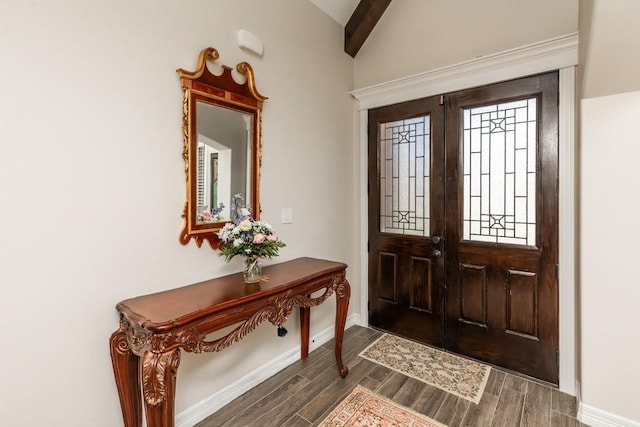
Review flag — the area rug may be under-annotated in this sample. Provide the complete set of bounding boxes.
[359,334,490,404]
[318,385,446,427]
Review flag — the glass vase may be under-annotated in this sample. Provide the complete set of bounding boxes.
[243,257,262,283]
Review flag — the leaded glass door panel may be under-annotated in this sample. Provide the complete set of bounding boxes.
[379,116,431,237]
[462,98,538,246]
[368,95,445,346]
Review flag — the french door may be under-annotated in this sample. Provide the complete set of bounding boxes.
[368,72,559,384]
[368,95,446,346]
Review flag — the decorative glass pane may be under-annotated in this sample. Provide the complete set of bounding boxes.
[462,98,537,246]
[379,116,430,236]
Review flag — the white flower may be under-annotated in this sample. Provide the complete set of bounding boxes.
[239,219,252,231]
[218,223,234,241]
[233,238,243,247]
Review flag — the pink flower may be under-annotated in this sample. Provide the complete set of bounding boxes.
[267,235,278,242]
[253,233,266,243]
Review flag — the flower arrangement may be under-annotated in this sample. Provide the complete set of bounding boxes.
[217,195,286,262]
[197,202,225,223]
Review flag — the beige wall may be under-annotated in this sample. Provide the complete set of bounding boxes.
[354,0,578,89]
[0,1,355,425]
[580,90,640,423]
[579,1,640,423]
[580,0,640,99]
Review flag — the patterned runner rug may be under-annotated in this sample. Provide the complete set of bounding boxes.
[359,334,490,404]
[318,385,446,427]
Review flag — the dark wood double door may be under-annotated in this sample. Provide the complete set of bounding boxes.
[368,72,559,384]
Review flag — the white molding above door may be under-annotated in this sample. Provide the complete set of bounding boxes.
[352,32,578,395]
[351,33,578,110]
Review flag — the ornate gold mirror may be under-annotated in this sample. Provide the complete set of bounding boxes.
[178,48,266,248]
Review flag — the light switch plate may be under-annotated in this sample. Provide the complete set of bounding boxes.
[281,208,293,224]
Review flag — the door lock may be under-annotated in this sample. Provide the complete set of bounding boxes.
[431,235,442,244]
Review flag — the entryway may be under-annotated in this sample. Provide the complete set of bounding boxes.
[367,72,559,384]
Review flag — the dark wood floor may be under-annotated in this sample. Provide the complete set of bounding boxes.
[196,326,587,427]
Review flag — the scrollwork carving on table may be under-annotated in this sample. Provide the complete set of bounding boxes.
[141,349,181,407]
[336,280,350,299]
[171,273,345,354]
[110,321,133,357]
[119,318,153,355]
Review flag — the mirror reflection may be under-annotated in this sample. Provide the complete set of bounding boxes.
[195,102,252,224]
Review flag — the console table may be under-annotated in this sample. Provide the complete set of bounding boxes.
[109,257,351,427]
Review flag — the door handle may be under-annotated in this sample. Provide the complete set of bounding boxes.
[432,249,442,257]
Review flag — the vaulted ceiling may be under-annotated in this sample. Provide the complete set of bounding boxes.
[309,0,359,26]
[310,0,392,57]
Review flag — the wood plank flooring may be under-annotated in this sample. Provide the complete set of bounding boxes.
[196,326,587,427]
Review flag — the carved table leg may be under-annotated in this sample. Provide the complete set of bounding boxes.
[300,305,310,359]
[109,329,142,427]
[141,349,181,427]
[335,279,351,377]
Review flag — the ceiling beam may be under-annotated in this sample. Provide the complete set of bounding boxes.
[344,0,392,58]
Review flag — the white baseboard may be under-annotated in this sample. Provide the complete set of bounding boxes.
[579,402,640,427]
[175,313,361,427]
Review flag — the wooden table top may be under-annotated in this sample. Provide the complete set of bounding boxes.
[116,257,347,332]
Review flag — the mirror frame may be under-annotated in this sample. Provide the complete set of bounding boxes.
[177,47,267,249]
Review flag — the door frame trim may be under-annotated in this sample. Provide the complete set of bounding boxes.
[352,33,578,395]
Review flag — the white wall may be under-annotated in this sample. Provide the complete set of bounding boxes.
[580,90,640,424]
[353,0,578,89]
[0,1,355,426]
[578,1,640,424]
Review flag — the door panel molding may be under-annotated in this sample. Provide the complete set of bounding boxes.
[506,269,539,338]
[459,263,488,326]
[377,251,398,303]
[354,37,577,394]
[409,256,433,312]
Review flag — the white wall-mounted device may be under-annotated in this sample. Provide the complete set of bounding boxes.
[281,208,293,224]
[237,29,264,57]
